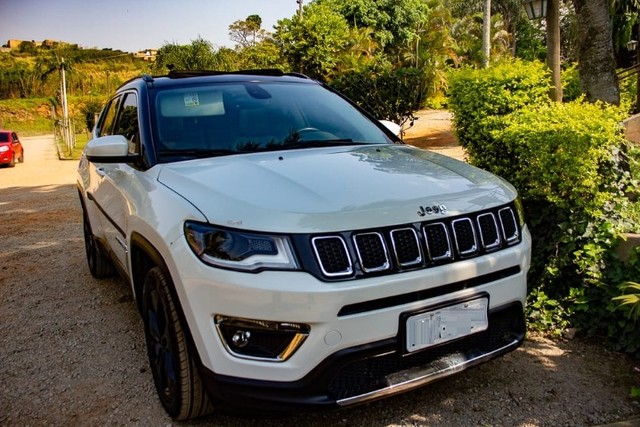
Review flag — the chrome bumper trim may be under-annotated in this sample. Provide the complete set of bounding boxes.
[337,338,520,407]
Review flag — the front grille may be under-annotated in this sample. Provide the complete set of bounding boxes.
[311,204,522,280]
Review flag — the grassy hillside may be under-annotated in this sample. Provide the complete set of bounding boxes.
[0,98,56,135]
[0,44,150,135]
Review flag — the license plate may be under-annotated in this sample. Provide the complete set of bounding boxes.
[405,297,488,353]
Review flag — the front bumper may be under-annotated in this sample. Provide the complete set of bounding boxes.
[166,227,531,412]
[0,150,12,164]
[200,302,525,413]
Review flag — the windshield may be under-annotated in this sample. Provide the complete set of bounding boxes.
[0,133,9,143]
[152,81,395,160]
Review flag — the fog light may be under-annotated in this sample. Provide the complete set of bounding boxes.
[215,315,310,362]
[232,330,251,348]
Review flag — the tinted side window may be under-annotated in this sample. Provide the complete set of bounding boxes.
[113,93,140,154]
[97,96,121,137]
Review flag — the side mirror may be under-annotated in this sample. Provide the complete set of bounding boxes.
[84,135,138,163]
[379,120,402,137]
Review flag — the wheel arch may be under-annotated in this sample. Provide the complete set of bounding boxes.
[130,232,170,314]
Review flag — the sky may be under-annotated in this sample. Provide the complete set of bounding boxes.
[0,0,301,52]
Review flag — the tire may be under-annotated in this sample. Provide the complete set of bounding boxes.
[83,213,115,278]
[141,266,213,420]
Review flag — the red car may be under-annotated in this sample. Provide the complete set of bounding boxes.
[0,130,24,167]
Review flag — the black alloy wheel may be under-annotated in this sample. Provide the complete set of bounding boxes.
[141,266,213,420]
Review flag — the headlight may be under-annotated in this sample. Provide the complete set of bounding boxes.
[184,221,299,272]
[0,146,9,152]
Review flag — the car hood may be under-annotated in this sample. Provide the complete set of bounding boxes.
[157,145,517,233]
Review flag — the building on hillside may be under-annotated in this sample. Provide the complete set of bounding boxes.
[4,39,63,50]
[134,49,157,61]
[42,39,60,48]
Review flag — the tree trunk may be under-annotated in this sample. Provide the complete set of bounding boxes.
[572,0,620,105]
[547,0,562,102]
[482,0,491,68]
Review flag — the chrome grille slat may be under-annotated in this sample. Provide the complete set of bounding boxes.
[498,207,519,244]
[477,212,501,250]
[423,222,453,261]
[451,218,478,256]
[390,228,422,267]
[353,232,390,273]
[312,236,353,277]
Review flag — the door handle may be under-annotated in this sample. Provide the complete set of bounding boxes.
[95,167,106,177]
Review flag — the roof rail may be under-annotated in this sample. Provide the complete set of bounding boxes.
[285,72,311,79]
[167,69,285,78]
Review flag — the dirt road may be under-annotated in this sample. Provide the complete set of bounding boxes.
[1,135,639,426]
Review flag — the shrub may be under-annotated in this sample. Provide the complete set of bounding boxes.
[449,60,640,354]
[561,63,582,102]
[82,99,104,133]
[329,66,431,129]
[493,101,639,354]
[447,60,550,173]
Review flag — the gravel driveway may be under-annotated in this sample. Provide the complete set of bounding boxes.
[1,135,638,426]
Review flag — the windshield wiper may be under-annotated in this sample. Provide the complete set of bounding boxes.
[158,149,236,158]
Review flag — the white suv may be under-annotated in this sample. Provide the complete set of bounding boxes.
[77,70,531,420]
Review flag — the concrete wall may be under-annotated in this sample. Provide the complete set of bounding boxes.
[616,233,640,263]
[623,114,640,144]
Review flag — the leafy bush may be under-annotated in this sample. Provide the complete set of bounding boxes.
[619,73,637,115]
[82,99,104,133]
[614,281,640,321]
[447,60,550,173]
[495,102,639,354]
[448,60,640,355]
[330,66,431,129]
[561,63,582,102]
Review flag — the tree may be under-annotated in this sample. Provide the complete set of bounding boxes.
[317,0,430,59]
[333,27,382,73]
[235,39,286,70]
[446,0,527,56]
[153,37,228,72]
[572,0,620,104]
[450,11,512,67]
[274,2,350,79]
[229,14,268,48]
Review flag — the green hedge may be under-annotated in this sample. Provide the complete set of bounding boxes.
[448,60,640,355]
[448,60,550,174]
